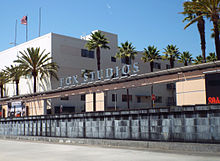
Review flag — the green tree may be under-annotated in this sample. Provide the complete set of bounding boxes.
[206,52,217,62]
[4,65,24,95]
[193,55,203,64]
[0,71,9,98]
[179,51,193,66]
[115,41,137,109]
[85,31,110,70]
[162,45,180,68]
[181,0,206,62]
[141,45,161,72]
[14,47,59,93]
[183,0,220,59]
[116,41,137,64]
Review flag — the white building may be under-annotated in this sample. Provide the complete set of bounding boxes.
[0,30,183,114]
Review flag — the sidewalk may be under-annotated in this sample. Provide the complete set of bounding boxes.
[0,135,220,154]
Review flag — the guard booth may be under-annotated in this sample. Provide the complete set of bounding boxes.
[176,72,220,106]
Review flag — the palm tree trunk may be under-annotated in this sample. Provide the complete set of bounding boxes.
[184,61,188,66]
[150,62,154,108]
[126,89,130,110]
[34,75,37,93]
[125,56,130,109]
[212,15,220,60]
[197,17,206,63]
[170,58,174,68]
[0,84,3,98]
[96,47,101,70]
[16,80,19,95]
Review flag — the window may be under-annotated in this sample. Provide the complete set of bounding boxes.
[81,49,94,58]
[167,83,175,89]
[153,62,161,69]
[122,94,132,102]
[112,94,117,102]
[61,96,69,100]
[166,64,171,69]
[137,96,141,103]
[111,57,116,62]
[81,94,85,101]
[121,57,131,64]
[155,96,162,103]
[167,97,175,106]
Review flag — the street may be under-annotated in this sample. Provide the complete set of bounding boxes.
[0,139,219,161]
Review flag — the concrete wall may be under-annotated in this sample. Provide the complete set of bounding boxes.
[0,105,220,143]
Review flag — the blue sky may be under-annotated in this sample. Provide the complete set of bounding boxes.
[0,0,215,58]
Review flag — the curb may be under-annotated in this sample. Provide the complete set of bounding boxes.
[1,136,220,154]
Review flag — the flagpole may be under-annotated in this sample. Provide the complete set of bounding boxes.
[39,7,41,37]
[26,15,28,42]
[14,19,17,46]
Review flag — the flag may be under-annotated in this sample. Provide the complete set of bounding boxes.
[21,16,27,25]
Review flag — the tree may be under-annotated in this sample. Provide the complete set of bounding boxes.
[193,55,203,64]
[115,41,137,109]
[0,71,9,98]
[85,31,110,71]
[14,47,59,93]
[4,65,24,95]
[179,51,193,66]
[162,45,180,68]
[183,0,220,60]
[141,45,161,72]
[141,45,160,108]
[181,0,206,62]
[206,52,217,62]
[211,20,220,38]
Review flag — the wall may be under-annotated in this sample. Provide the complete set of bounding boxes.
[176,78,206,106]
[0,105,220,143]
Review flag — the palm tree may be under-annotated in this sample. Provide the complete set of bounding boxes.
[0,71,9,98]
[141,45,160,108]
[183,0,220,59]
[14,47,59,93]
[179,51,193,66]
[211,20,220,38]
[85,31,110,71]
[193,55,203,64]
[181,0,206,62]
[141,45,161,72]
[116,41,137,65]
[115,41,137,109]
[4,65,24,95]
[162,45,180,68]
[206,52,217,62]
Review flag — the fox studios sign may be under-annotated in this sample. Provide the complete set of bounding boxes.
[59,62,140,87]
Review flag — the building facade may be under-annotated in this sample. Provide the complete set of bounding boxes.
[0,30,183,115]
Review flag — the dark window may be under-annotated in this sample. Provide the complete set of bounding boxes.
[81,94,85,101]
[153,62,161,69]
[155,96,162,103]
[81,49,94,58]
[121,57,131,64]
[112,94,117,102]
[111,57,116,62]
[137,96,141,103]
[167,83,175,89]
[166,64,171,69]
[61,96,69,100]
[122,94,132,102]
[88,51,94,58]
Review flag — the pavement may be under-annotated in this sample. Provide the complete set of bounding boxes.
[0,139,220,161]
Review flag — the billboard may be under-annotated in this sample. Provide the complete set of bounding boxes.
[8,101,25,117]
[205,73,220,104]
